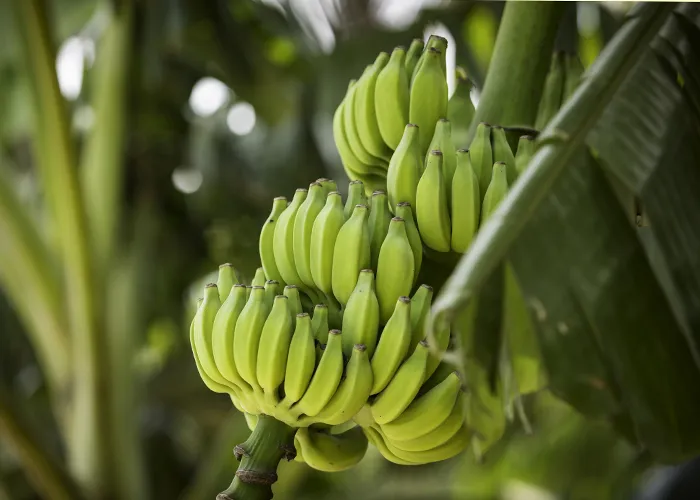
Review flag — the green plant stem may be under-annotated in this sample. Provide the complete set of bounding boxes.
[12,0,107,495]
[432,3,675,322]
[468,1,565,138]
[218,415,297,500]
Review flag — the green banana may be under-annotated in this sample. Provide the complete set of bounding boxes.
[450,149,480,253]
[381,422,470,464]
[273,188,308,288]
[341,269,380,358]
[292,329,344,418]
[515,135,535,175]
[294,426,368,472]
[415,150,451,252]
[469,122,493,198]
[314,344,373,425]
[343,79,387,173]
[409,47,448,152]
[216,263,240,301]
[363,426,414,466]
[563,54,584,101]
[263,279,279,313]
[256,295,294,406]
[316,178,338,197]
[394,202,423,283]
[233,286,267,391]
[259,197,288,287]
[251,267,266,287]
[491,126,517,186]
[448,67,475,149]
[408,284,433,351]
[481,162,509,223]
[380,371,462,441]
[331,204,370,305]
[427,118,457,190]
[535,51,565,130]
[367,191,392,270]
[309,192,345,297]
[192,284,230,390]
[311,303,329,344]
[412,35,447,82]
[386,124,421,212]
[376,217,414,323]
[344,180,367,219]
[283,285,303,323]
[375,46,410,150]
[281,313,315,407]
[354,53,392,161]
[404,38,424,77]
[294,182,326,289]
[370,341,430,425]
[211,283,251,393]
[370,296,412,394]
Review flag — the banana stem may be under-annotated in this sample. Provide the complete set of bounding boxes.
[218,415,297,500]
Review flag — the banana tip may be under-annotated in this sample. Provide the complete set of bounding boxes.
[354,344,367,352]
[329,329,341,336]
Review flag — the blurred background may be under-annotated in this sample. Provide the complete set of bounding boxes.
[2,1,697,499]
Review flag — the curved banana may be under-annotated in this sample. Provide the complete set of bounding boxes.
[256,295,294,406]
[233,286,267,392]
[408,284,433,351]
[314,344,373,425]
[292,330,344,418]
[391,393,466,452]
[367,191,392,270]
[492,126,517,186]
[415,150,451,252]
[427,119,457,190]
[535,51,565,130]
[331,204,370,306]
[469,122,493,198]
[370,296,412,394]
[212,283,251,393]
[259,197,288,287]
[409,47,448,152]
[370,341,430,425]
[311,303,329,344]
[273,188,308,287]
[281,313,315,408]
[481,162,509,223]
[263,279,279,313]
[191,287,229,394]
[294,182,326,290]
[448,67,475,149]
[375,46,410,150]
[343,79,387,171]
[380,371,462,441]
[515,135,535,175]
[386,124,421,212]
[450,149,480,253]
[344,180,367,219]
[382,422,470,464]
[404,38,424,78]
[341,269,380,358]
[355,53,392,161]
[363,426,415,466]
[192,284,228,387]
[310,191,346,296]
[216,263,240,301]
[283,285,303,322]
[394,202,422,282]
[376,217,414,323]
[294,426,368,472]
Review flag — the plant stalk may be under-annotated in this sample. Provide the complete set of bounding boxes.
[218,415,297,500]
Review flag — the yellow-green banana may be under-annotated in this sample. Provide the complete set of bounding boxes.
[448,67,475,149]
[311,303,329,344]
[412,35,447,82]
[415,150,451,252]
[370,296,412,394]
[341,269,380,358]
[344,180,367,219]
[283,285,303,322]
[491,126,517,186]
[263,280,279,313]
[535,51,565,130]
[316,178,338,197]
[469,122,493,198]
[427,118,457,190]
[343,79,387,172]
[376,217,414,323]
[355,53,392,161]
[294,182,326,289]
[259,197,288,287]
[367,191,392,270]
[217,263,240,301]
[404,38,424,77]
[381,422,470,464]
[375,46,410,150]
[363,426,414,466]
[391,393,466,452]
[386,124,420,212]
[294,426,368,472]
[450,149,480,253]
[256,295,294,405]
[309,191,345,296]
[394,202,422,282]
[481,162,509,223]
[233,286,267,391]
[251,267,266,287]
[212,283,251,393]
[192,284,229,389]
[408,284,433,351]
[281,313,315,407]
[515,135,535,175]
[409,47,448,152]
[273,188,307,287]
[332,204,370,305]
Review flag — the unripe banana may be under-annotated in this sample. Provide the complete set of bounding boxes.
[343,79,387,170]
[256,295,294,405]
[263,280,279,313]
[386,124,421,212]
[415,150,451,252]
[355,53,392,161]
[273,188,307,288]
[332,204,370,305]
[535,51,565,130]
[376,217,414,323]
[409,47,448,152]
[370,296,412,394]
[404,38,424,77]
[412,35,448,82]
[294,426,368,472]
[515,135,535,175]
[283,285,303,322]
[381,422,470,464]
[344,180,367,219]
[212,283,251,393]
[427,119,457,191]
[469,122,493,198]
[281,313,315,407]
[380,371,462,441]
[363,426,414,466]
[191,284,230,392]
[448,67,475,149]
[217,263,241,301]
[450,149,480,253]
[314,344,373,425]
[491,126,518,186]
[370,340,429,425]
[259,197,288,287]
[293,182,326,292]
[309,191,346,297]
[341,269,380,358]
[292,329,344,417]
[481,162,509,223]
[311,303,329,344]
[251,267,266,287]
[564,54,584,101]
[408,284,433,351]
[375,46,410,150]
[367,191,392,270]
[316,178,338,197]
[394,202,422,283]
[391,393,466,452]
[233,286,267,391]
